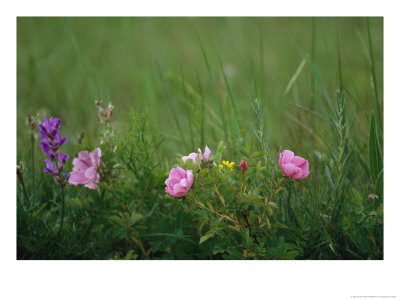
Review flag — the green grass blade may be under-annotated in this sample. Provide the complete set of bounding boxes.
[63,18,95,100]
[156,62,188,150]
[284,57,307,95]
[369,112,383,183]
[375,168,383,198]
[307,58,333,113]
[198,37,228,143]
[336,32,343,93]
[366,18,383,134]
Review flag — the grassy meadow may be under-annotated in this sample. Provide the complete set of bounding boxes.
[17,17,383,259]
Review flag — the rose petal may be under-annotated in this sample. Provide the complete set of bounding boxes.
[282,163,301,178]
[299,169,309,179]
[292,156,307,168]
[176,166,189,178]
[182,153,198,165]
[281,150,294,165]
[171,183,188,197]
[169,167,183,180]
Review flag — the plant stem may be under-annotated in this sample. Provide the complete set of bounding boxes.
[262,177,288,219]
[58,185,65,235]
[128,228,149,259]
[241,209,260,246]
[17,170,29,203]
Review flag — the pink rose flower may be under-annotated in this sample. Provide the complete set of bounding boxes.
[165,166,194,197]
[239,160,248,171]
[182,145,211,165]
[279,150,309,179]
[69,148,102,189]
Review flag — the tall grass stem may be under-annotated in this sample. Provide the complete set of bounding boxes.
[58,185,65,235]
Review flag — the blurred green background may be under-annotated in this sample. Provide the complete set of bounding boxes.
[17,17,383,161]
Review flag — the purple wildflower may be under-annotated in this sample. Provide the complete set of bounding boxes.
[38,116,69,185]
[43,159,54,174]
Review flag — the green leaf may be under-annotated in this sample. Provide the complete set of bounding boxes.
[69,198,83,208]
[217,140,226,154]
[212,187,225,207]
[109,215,124,226]
[275,223,288,230]
[246,139,253,154]
[123,250,138,260]
[266,206,273,216]
[238,146,249,157]
[268,201,278,209]
[251,151,263,159]
[32,202,47,217]
[199,231,214,244]
[284,250,300,260]
[369,113,383,183]
[265,216,271,229]
[130,213,143,226]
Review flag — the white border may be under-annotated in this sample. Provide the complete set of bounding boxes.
[2,1,399,299]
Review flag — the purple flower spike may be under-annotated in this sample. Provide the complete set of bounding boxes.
[38,115,69,184]
[43,159,54,174]
[59,152,69,164]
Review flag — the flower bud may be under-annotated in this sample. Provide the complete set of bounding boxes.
[239,160,248,171]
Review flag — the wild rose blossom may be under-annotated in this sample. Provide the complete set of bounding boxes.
[69,148,102,189]
[165,166,194,197]
[38,116,69,184]
[279,150,309,179]
[239,160,248,171]
[182,145,211,165]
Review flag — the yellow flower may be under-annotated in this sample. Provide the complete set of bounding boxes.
[222,160,235,169]
[219,164,223,169]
